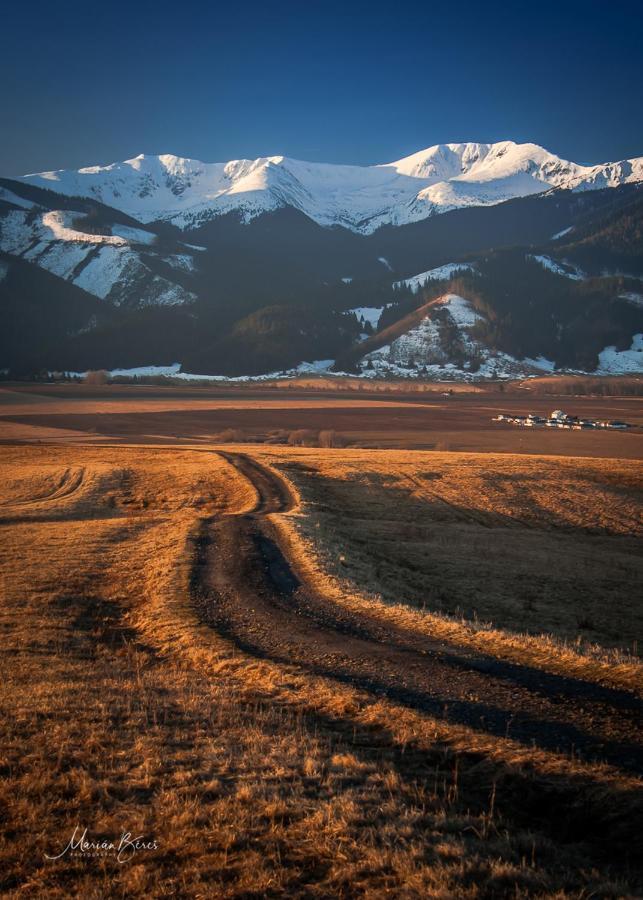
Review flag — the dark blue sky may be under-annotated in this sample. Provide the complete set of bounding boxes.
[2,0,642,175]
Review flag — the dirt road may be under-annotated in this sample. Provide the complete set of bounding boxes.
[194,452,643,775]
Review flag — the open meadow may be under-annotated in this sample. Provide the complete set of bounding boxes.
[0,382,642,897]
[1,381,642,456]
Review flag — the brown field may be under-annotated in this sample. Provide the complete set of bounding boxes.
[1,383,642,457]
[260,450,643,652]
[1,384,642,897]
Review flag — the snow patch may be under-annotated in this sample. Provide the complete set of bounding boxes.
[0,211,36,254]
[347,306,386,328]
[0,208,195,307]
[619,292,643,307]
[394,262,474,293]
[551,226,573,240]
[529,254,584,280]
[25,241,93,280]
[293,359,335,374]
[111,224,156,245]
[601,268,643,280]
[73,246,140,300]
[596,334,643,374]
[42,211,128,246]
[70,358,336,382]
[437,293,482,327]
[109,363,182,377]
[378,257,393,271]
[359,294,563,381]
[522,355,556,372]
[0,187,35,210]
[165,253,196,272]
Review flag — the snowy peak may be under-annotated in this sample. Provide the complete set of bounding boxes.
[19,141,643,234]
[387,142,496,179]
[385,141,568,182]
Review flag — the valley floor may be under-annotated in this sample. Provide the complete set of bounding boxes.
[0,435,641,897]
[1,381,642,457]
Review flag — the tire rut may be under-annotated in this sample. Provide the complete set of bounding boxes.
[1,466,86,509]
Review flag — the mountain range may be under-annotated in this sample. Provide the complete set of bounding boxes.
[19,141,643,233]
[1,141,642,379]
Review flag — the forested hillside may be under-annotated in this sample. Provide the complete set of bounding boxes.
[1,175,641,376]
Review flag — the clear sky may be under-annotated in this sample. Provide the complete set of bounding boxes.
[2,0,642,175]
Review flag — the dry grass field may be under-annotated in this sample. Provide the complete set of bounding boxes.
[1,383,642,457]
[262,450,643,657]
[0,436,641,897]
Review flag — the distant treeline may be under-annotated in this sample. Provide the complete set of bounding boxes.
[521,377,643,397]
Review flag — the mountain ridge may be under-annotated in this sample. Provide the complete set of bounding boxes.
[1,165,641,377]
[19,141,643,234]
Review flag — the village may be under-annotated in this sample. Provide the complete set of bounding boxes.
[492,409,633,430]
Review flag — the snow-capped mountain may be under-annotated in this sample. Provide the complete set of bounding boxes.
[2,146,641,379]
[20,141,643,234]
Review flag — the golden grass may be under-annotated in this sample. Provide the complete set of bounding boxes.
[0,443,641,897]
[248,447,643,692]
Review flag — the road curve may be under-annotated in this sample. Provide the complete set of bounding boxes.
[194,452,643,775]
